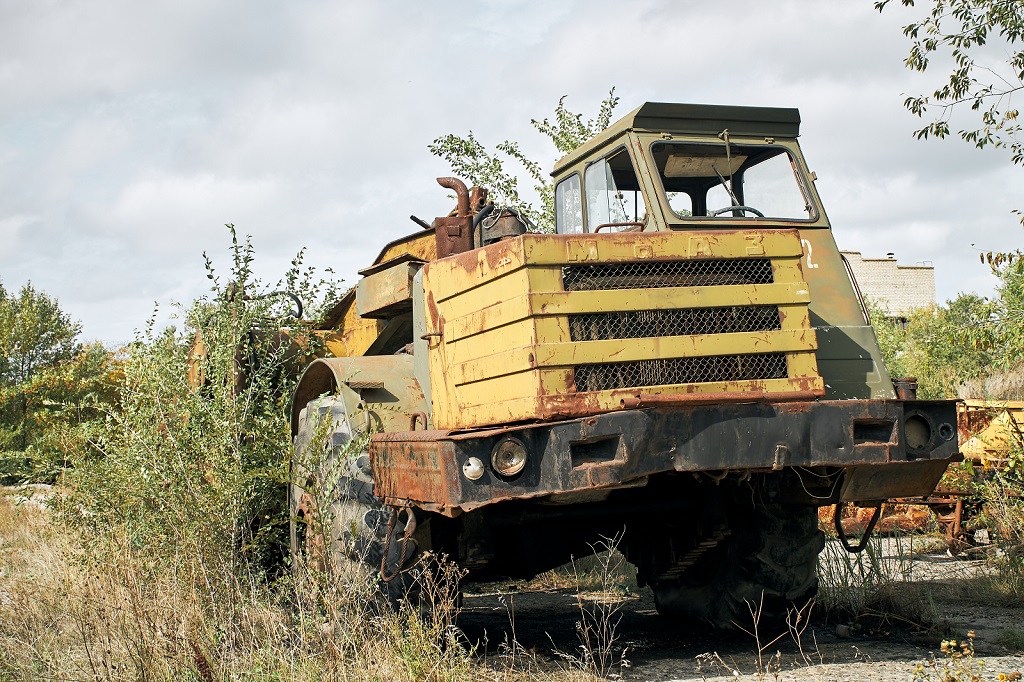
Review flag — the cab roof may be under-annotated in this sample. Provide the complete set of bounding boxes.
[553,102,801,176]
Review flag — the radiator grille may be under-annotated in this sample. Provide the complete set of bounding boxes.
[574,353,788,393]
[562,258,773,291]
[568,306,781,341]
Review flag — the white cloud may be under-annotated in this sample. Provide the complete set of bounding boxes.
[0,0,1021,344]
[0,214,39,261]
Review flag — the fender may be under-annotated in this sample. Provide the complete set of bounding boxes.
[290,355,429,437]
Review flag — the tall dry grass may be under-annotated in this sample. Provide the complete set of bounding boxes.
[0,490,603,682]
[816,531,946,630]
[0,489,462,681]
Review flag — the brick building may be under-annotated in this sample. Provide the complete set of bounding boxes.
[840,251,936,320]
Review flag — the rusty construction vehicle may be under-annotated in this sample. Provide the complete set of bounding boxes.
[288,102,961,632]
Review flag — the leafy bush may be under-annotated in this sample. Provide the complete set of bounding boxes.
[429,89,620,231]
[0,343,121,483]
[59,227,339,585]
[870,297,997,399]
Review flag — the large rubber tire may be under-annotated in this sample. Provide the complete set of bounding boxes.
[289,396,421,609]
[652,502,824,635]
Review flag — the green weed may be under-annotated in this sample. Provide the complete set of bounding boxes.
[817,532,946,632]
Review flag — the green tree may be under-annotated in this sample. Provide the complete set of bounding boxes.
[876,1,1023,175]
[872,296,995,398]
[0,342,121,480]
[990,256,1024,358]
[429,89,620,231]
[0,282,83,386]
[0,282,100,482]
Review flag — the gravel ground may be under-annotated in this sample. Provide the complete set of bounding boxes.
[459,539,1024,681]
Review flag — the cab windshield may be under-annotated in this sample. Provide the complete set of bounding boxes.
[650,141,815,221]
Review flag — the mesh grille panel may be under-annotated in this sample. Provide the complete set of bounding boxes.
[568,306,781,341]
[574,353,788,393]
[562,259,773,291]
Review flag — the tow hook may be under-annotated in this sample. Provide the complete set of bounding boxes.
[833,501,883,554]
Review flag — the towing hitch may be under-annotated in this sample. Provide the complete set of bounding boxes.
[833,501,883,554]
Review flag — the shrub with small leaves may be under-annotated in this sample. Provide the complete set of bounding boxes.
[59,226,341,587]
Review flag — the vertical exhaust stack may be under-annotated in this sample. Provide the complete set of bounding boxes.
[433,177,474,258]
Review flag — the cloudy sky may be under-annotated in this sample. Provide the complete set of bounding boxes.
[2,0,1021,344]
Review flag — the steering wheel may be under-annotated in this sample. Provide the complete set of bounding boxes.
[709,205,764,218]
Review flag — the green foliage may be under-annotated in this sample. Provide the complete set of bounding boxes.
[0,281,114,483]
[876,0,1024,171]
[872,255,1024,604]
[0,230,483,682]
[0,343,121,483]
[871,297,995,398]
[0,282,82,387]
[59,226,338,585]
[429,88,620,231]
[871,252,1024,398]
[992,255,1024,356]
[532,91,621,156]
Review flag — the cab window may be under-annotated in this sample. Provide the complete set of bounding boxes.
[650,141,814,221]
[554,174,583,234]
[583,148,646,233]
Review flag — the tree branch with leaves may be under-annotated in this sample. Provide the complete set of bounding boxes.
[429,89,620,231]
[876,0,1023,170]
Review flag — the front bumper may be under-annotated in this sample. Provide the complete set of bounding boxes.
[369,399,960,515]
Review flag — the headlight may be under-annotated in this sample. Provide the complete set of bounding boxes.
[491,437,528,477]
[462,457,485,481]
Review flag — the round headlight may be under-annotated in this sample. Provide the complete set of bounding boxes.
[491,437,528,477]
[462,457,485,481]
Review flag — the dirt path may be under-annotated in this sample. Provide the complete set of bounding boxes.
[458,543,1024,681]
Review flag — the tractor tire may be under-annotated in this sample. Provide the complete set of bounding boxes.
[652,501,824,634]
[289,396,421,609]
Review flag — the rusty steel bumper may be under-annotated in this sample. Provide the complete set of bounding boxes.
[369,399,960,515]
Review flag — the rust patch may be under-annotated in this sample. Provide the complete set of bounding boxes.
[368,398,958,514]
[433,216,473,259]
[619,389,820,409]
[468,186,488,214]
[370,437,459,508]
[958,402,1000,442]
[483,238,519,270]
[821,504,934,535]
[373,429,452,442]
